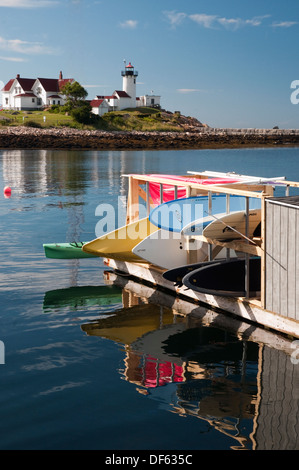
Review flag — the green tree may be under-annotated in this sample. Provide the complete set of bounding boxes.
[61,81,88,106]
[60,81,95,125]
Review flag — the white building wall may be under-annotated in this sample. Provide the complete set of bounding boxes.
[92,102,109,116]
[117,96,134,110]
[105,97,118,110]
[2,79,17,109]
[32,81,45,107]
[2,92,12,109]
[14,95,37,111]
[141,95,161,107]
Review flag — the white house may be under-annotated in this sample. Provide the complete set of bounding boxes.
[90,98,110,116]
[1,71,74,110]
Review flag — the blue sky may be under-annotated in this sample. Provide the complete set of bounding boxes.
[0,0,299,128]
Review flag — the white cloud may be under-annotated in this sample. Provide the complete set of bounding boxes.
[217,17,243,29]
[0,55,27,62]
[166,11,271,30]
[0,36,57,55]
[218,15,270,30]
[177,88,207,94]
[272,21,298,28]
[163,11,187,28]
[189,14,218,29]
[0,0,57,6]
[119,20,138,29]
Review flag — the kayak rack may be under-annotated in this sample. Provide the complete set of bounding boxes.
[116,171,299,338]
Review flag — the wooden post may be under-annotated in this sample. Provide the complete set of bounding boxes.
[245,197,250,298]
[160,183,163,204]
[126,176,140,224]
[146,181,150,216]
[260,186,272,308]
[226,194,230,260]
[208,191,213,260]
[260,194,267,308]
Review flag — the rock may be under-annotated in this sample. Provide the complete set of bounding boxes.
[0,126,298,150]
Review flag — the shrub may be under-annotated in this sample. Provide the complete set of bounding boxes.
[70,103,94,125]
[23,120,42,128]
[0,119,11,126]
[49,105,61,114]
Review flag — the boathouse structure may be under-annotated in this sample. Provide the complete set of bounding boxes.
[102,171,299,339]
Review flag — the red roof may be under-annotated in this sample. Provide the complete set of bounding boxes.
[37,77,74,92]
[2,77,35,92]
[37,78,60,92]
[17,78,36,91]
[2,78,14,92]
[114,90,131,98]
[90,99,104,107]
[2,74,74,93]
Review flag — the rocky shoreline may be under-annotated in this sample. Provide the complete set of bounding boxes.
[0,126,299,150]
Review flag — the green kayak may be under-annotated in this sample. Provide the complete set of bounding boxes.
[43,242,98,259]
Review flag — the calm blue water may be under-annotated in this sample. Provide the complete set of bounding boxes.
[0,147,299,451]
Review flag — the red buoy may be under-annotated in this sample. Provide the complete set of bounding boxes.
[4,186,11,197]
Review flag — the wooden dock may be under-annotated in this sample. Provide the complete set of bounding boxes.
[104,171,299,339]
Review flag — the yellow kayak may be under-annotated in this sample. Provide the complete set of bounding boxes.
[82,217,159,262]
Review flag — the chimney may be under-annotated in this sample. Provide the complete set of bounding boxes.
[16,74,20,79]
[59,71,63,80]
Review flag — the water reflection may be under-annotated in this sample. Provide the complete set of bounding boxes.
[2,149,89,197]
[1,149,141,199]
[43,272,299,450]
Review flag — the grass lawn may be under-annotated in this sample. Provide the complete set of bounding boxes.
[0,109,76,128]
[0,107,185,132]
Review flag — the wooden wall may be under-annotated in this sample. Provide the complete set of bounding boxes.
[265,197,299,319]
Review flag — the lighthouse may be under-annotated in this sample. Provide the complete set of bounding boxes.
[121,61,138,108]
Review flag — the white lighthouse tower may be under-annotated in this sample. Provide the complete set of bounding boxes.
[121,61,138,108]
